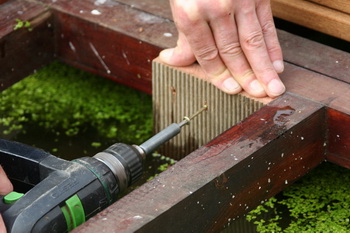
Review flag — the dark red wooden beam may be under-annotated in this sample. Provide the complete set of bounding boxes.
[327,109,350,168]
[73,93,326,232]
[47,0,177,94]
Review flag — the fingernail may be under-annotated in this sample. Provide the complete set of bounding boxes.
[268,79,286,96]
[273,60,284,73]
[250,80,264,93]
[223,78,241,93]
[159,48,174,62]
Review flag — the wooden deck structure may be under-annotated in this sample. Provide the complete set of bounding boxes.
[0,0,349,232]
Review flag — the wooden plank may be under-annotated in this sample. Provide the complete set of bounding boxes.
[271,0,350,42]
[326,109,350,169]
[73,93,326,233]
[308,0,350,15]
[280,63,350,110]
[0,0,54,91]
[277,30,350,84]
[46,0,177,94]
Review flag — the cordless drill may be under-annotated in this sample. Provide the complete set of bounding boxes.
[0,106,207,233]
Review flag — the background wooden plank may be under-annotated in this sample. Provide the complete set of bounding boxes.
[308,0,350,15]
[277,30,350,84]
[272,0,350,42]
[73,94,325,233]
[54,10,158,94]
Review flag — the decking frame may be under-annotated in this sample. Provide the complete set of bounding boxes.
[1,0,349,232]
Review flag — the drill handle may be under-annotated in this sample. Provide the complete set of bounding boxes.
[0,139,55,186]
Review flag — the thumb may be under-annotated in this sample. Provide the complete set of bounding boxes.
[0,166,13,196]
[159,31,196,66]
[0,215,7,233]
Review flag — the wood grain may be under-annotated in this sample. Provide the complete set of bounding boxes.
[308,0,350,15]
[272,0,350,42]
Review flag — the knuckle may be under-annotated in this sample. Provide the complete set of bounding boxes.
[173,2,201,30]
[219,42,243,58]
[267,43,281,54]
[243,32,265,50]
[261,20,276,35]
[210,1,232,17]
[196,46,219,62]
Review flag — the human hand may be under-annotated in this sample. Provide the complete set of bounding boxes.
[160,0,285,98]
[0,166,13,233]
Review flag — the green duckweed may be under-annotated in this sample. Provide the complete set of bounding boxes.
[247,162,350,232]
[0,62,153,145]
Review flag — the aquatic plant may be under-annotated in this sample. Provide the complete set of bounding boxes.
[13,18,32,31]
[0,62,153,145]
[247,162,350,232]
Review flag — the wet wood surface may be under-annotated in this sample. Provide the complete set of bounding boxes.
[74,94,326,233]
[0,0,349,232]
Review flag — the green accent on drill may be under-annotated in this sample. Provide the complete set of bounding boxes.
[72,160,113,204]
[60,194,85,231]
[4,191,24,204]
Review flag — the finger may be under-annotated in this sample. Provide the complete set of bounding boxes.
[256,1,284,73]
[184,19,243,94]
[169,0,241,94]
[0,215,6,233]
[0,166,13,196]
[159,31,196,66]
[210,12,266,97]
[235,5,285,97]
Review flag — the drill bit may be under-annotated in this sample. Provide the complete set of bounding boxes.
[179,105,208,127]
[137,105,208,156]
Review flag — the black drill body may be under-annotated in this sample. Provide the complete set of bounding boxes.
[0,139,142,233]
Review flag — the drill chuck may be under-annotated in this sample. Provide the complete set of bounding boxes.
[94,143,143,192]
